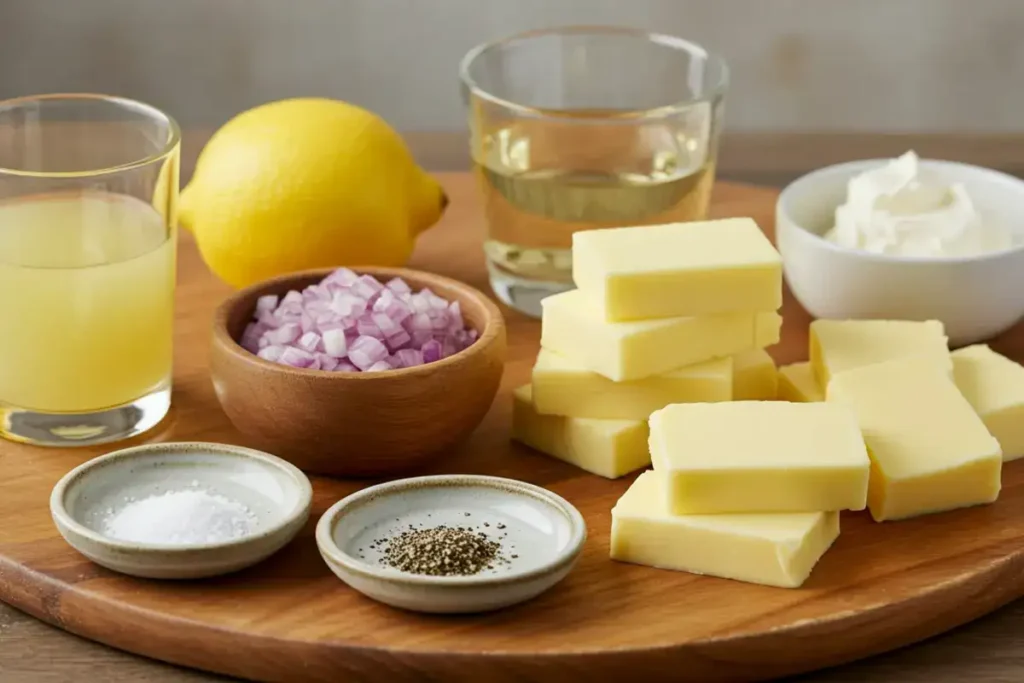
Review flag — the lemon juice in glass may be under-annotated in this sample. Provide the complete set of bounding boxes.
[0,94,179,446]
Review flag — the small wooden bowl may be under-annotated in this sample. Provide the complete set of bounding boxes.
[210,267,507,478]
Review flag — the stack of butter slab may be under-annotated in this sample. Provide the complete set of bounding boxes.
[611,401,870,588]
[511,218,783,479]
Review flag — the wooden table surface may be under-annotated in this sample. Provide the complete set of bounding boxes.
[2,136,1024,682]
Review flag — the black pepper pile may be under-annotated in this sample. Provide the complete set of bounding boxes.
[366,519,512,577]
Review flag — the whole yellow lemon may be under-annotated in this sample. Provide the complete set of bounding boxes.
[180,98,447,288]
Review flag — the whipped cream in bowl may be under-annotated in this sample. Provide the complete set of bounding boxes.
[825,151,1015,258]
[777,152,1024,345]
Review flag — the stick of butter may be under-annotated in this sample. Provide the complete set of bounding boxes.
[732,348,777,400]
[952,344,1024,461]
[810,319,951,388]
[572,219,782,321]
[610,471,839,588]
[827,357,1002,521]
[649,401,870,514]
[777,361,824,403]
[531,349,732,420]
[511,385,650,479]
[540,289,778,382]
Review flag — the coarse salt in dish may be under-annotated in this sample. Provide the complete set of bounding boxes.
[100,487,259,546]
[239,269,479,372]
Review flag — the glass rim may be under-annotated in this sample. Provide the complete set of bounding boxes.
[0,92,181,178]
[458,25,729,120]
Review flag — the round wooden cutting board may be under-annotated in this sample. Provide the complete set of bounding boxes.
[1,176,1023,683]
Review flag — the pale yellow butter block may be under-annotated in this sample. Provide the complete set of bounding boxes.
[540,289,769,382]
[732,348,777,400]
[827,358,1002,522]
[572,219,782,321]
[952,344,1024,462]
[755,311,783,347]
[777,362,824,403]
[532,350,731,420]
[511,385,650,479]
[809,319,951,389]
[610,471,839,588]
[649,401,870,514]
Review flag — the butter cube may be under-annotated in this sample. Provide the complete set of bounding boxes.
[540,289,775,381]
[511,385,650,479]
[649,402,870,514]
[572,219,782,321]
[777,362,824,403]
[810,319,951,388]
[531,350,731,420]
[827,358,1002,522]
[952,345,1024,462]
[611,471,839,588]
[732,348,777,400]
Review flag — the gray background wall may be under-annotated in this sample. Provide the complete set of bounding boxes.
[1,0,1022,136]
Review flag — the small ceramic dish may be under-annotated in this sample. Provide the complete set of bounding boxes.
[210,266,507,477]
[777,158,1024,346]
[316,474,586,614]
[50,442,313,579]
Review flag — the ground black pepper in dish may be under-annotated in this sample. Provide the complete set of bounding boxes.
[376,523,508,576]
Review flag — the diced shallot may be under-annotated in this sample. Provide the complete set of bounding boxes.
[240,323,265,353]
[331,291,366,318]
[297,331,322,353]
[365,360,392,372]
[347,335,389,370]
[322,328,348,358]
[386,277,411,295]
[256,295,279,315]
[356,320,383,339]
[372,312,403,338]
[325,267,358,286]
[421,339,443,363]
[257,345,286,362]
[393,348,423,368]
[316,353,340,371]
[266,322,301,345]
[279,346,317,368]
[385,329,411,351]
[351,274,384,299]
[241,272,478,372]
[408,312,431,332]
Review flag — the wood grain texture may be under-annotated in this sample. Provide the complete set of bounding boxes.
[210,266,506,477]
[1,175,1023,683]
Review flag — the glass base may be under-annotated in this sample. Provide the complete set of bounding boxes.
[487,261,573,318]
[0,385,171,447]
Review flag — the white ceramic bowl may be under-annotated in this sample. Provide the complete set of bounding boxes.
[316,475,586,614]
[777,159,1024,346]
[50,442,313,579]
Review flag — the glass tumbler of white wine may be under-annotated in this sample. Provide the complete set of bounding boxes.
[0,94,179,446]
[460,27,728,317]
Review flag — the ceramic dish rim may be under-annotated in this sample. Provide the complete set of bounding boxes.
[211,265,505,380]
[778,157,1024,265]
[315,474,587,587]
[50,441,314,553]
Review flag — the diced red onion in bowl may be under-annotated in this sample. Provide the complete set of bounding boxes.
[240,269,480,372]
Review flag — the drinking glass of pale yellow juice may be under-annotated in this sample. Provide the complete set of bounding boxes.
[460,27,728,316]
[0,94,179,446]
